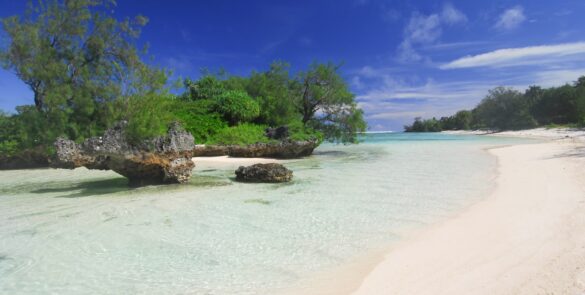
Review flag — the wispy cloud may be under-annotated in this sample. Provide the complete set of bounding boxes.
[441,3,468,25]
[422,41,490,51]
[398,3,467,63]
[440,42,585,69]
[494,6,526,30]
[352,59,585,130]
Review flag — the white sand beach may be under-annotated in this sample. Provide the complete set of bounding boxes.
[351,131,585,294]
[192,155,285,170]
[443,127,585,142]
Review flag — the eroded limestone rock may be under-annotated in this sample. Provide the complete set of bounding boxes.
[53,121,195,186]
[235,163,293,183]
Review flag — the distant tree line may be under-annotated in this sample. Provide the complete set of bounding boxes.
[0,0,366,159]
[404,77,585,132]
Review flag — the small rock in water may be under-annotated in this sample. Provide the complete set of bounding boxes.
[235,163,293,183]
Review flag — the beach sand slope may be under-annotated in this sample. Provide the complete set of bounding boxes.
[353,141,585,295]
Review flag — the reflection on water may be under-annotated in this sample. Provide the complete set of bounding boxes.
[0,133,537,294]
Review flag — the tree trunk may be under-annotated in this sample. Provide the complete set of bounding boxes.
[33,91,44,111]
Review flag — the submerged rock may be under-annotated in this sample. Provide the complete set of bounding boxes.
[53,121,195,186]
[235,163,293,183]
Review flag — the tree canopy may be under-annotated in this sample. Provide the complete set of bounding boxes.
[0,1,366,160]
[0,0,167,144]
[404,77,585,132]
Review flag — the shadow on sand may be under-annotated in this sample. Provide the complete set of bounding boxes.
[549,145,585,159]
[31,178,132,198]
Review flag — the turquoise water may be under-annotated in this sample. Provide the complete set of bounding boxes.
[0,133,535,294]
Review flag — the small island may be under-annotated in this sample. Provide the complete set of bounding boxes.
[0,1,366,184]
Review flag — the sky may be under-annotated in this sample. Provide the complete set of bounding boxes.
[1,0,585,131]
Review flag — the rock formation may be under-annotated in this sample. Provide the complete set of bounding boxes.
[264,126,289,140]
[53,121,195,186]
[235,163,293,183]
[192,140,318,159]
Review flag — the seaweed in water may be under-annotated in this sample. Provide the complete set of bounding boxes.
[244,198,272,205]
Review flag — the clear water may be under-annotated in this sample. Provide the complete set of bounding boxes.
[0,133,536,294]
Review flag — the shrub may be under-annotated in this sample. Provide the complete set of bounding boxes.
[213,90,260,125]
[207,123,272,145]
[287,120,324,143]
[124,93,174,143]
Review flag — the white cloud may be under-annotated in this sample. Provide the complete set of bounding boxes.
[351,76,364,89]
[397,3,467,63]
[441,42,585,69]
[441,3,468,25]
[357,78,490,102]
[398,41,424,62]
[494,6,526,30]
[405,13,442,44]
[533,69,585,87]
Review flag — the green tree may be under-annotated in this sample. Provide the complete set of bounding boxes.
[246,61,297,126]
[293,62,366,143]
[0,0,166,144]
[404,117,442,132]
[452,110,472,130]
[213,90,260,126]
[181,75,226,101]
[472,87,536,130]
[531,85,579,125]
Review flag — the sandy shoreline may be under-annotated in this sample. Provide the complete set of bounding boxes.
[192,155,286,171]
[443,127,585,142]
[351,133,585,294]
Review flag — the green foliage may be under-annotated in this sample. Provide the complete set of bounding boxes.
[207,123,272,146]
[404,117,442,132]
[212,90,260,125]
[0,0,167,149]
[287,120,324,143]
[405,76,585,132]
[471,87,537,130]
[439,110,472,130]
[124,93,174,143]
[293,62,366,143]
[175,61,365,145]
[0,112,19,156]
[1,0,366,159]
[181,76,226,100]
[246,61,297,126]
[170,100,227,143]
[531,85,583,125]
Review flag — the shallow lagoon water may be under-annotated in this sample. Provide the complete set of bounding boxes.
[0,133,535,294]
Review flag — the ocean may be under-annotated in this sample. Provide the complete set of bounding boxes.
[0,133,535,294]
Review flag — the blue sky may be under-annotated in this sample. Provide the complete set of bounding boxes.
[1,0,585,130]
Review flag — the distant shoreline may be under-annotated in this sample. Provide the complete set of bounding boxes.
[443,127,585,142]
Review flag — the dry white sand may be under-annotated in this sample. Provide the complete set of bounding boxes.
[351,140,585,294]
[192,156,285,170]
[444,127,585,142]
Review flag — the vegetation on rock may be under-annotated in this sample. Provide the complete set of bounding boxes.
[0,0,366,166]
